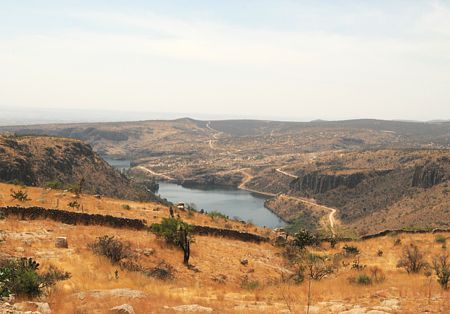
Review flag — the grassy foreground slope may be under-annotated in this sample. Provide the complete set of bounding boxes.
[0,183,449,313]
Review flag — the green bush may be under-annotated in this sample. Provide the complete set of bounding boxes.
[208,211,228,221]
[45,181,63,189]
[435,235,447,244]
[121,204,131,210]
[0,258,70,298]
[355,273,372,285]
[343,244,360,256]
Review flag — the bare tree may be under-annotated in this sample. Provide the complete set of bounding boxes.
[397,244,428,274]
[304,254,334,314]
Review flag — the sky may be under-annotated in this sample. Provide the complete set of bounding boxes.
[1,0,450,122]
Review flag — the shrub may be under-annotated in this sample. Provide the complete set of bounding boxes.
[89,236,131,264]
[351,257,366,271]
[433,252,449,290]
[45,181,63,189]
[10,190,30,202]
[397,244,428,274]
[377,249,383,257]
[208,211,228,221]
[292,230,319,249]
[355,273,372,285]
[121,204,131,210]
[67,201,80,210]
[343,244,360,256]
[435,235,447,244]
[0,258,70,298]
[240,276,260,290]
[146,261,174,280]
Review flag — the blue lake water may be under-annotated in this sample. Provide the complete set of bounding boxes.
[104,158,284,228]
[157,182,285,228]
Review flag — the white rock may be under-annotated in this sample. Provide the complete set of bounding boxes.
[170,304,213,312]
[110,304,135,314]
[339,308,367,314]
[74,289,145,299]
[380,299,399,309]
[55,237,68,248]
[14,301,52,314]
[304,305,320,313]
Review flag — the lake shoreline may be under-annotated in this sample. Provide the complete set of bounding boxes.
[157,181,285,229]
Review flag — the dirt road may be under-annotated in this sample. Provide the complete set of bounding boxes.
[136,166,176,181]
[240,168,337,234]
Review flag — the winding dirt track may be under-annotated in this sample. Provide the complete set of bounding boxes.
[136,166,175,181]
[250,168,337,234]
[275,167,299,179]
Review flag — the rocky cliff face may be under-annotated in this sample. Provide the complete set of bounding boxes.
[289,171,367,194]
[0,135,157,202]
[411,161,449,188]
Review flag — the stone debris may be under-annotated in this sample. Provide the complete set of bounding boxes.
[55,236,68,248]
[74,289,146,299]
[110,304,135,314]
[143,248,155,256]
[303,297,401,314]
[13,301,52,314]
[165,304,214,312]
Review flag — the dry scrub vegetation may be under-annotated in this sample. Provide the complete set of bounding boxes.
[0,183,449,313]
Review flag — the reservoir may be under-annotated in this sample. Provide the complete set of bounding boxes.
[157,182,285,229]
[104,158,284,228]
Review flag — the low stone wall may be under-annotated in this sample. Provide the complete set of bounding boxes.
[192,225,268,243]
[0,206,268,243]
[360,228,450,240]
[0,206,147,230]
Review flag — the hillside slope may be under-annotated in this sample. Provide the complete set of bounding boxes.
[0,182,448,313]
[0,135,157,202]
[286,149,450,234]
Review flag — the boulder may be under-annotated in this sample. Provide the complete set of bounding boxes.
[55,237,68,248]
[240,259,248,266]
[143,248,155,256]
[14,301,52,314]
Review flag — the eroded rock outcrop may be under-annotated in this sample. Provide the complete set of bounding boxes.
[289,171,367,194]
[412,162,448,188]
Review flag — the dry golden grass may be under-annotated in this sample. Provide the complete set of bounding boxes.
[1,183,449,313]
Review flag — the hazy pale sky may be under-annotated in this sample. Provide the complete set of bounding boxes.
[1,0,449,121]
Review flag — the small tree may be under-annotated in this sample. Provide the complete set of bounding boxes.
[433,252,449,290]
[10,189,30,202]
[397,243,428,274]
[293,230,319,249]
[303,254,334,314]
[151,217,193,265]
